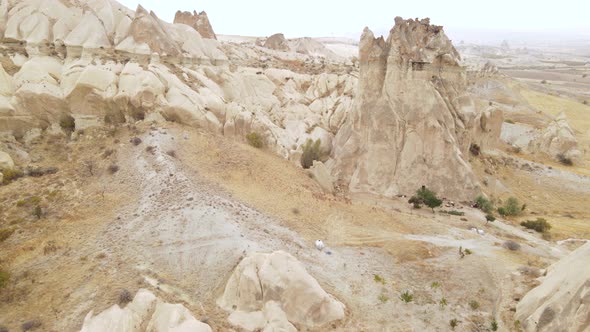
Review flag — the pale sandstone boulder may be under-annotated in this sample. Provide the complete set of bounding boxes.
[263,33,290,52]
[218,251,345,330]
[516,242,590,332]
[529,112,582,162]
[308,161,335,193]
[80,289,211,332]
[173,10,217,40]
[330,18,493,200]
[0,150,14,169]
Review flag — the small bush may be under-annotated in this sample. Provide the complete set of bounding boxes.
[0,268,9,288]
[246,132,264,148]
[503,240,521,251]
[373,274,386,284]
[59,114,76,133]
[521,218,552,233]
[0,228,15,242]
[439,297,448,308]
[409,186,442,212]
[21,319,42,331]
[498,197,521,217]
[486,214,496,223]
[450,318,459,330]
[469,300,480,310]
[107,164,120,174]
[2,168,24,184]
[431,281,441,289]
[475,195,494,214]
[130,137,142,146]
[301,139,322,169]
[557,153,573,166]
[118,289,133,306]
[469,143,481,156]
[400,290,413,303]
[378,294,389,303]
[491,319,499,331]
[33,206,43,219]
[442,210,465,216]
[464,248,473,255]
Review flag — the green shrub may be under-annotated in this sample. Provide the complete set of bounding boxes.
[439,297,447,308]
[498,197,521,217]
[450,319,459,330]
[373,274,386,284]
[431,281,441,289]
[399,290,413,303]
[2,168,24,184]
[378,294,389,303]
[521,218,552,233]
[301,139,322,169]
[475,195,494,214]
[0,268,9,288]
[59,114,76,133]
[409,186,442,212]
[441,210,465,216]
[469,300,480,310]
[464,248,473,255]
[491,320,499,331]
[246,132,264,148]
[486,214,496,223]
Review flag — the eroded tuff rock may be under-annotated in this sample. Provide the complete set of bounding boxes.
[218,251,345,331]
[80,289,212,332]
[263,33,290,52]
[174,10,217,40]
[0,150,14,169]
[329,17,501,200]
[530,112,581,162]
[516,242,590,332]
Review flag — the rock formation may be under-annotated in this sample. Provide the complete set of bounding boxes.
[530,112,581,162]
[174,10,217,40]
[0,150,13,169]
[516,242,590,332]
[263,33,291,52]
[329,17,501,200]
[218,251,345,331]
[80,289,212,332]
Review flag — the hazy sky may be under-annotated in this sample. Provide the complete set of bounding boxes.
[118,0,590,42]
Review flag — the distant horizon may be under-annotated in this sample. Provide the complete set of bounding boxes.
[118,0,590,45]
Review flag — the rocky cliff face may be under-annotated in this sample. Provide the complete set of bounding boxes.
[516,242,590,332]
[174,10,217,40]
[329,17,501,200]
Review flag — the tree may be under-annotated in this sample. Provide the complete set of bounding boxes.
[409,186,442,212]
[475,196,494,214]
[498,197,521,217]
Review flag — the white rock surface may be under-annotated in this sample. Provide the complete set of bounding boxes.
[0,150,14,169]
[516,242,590,332]
[80,289,211,332]
[218,251,345,330]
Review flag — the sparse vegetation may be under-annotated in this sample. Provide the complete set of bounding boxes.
[33,205,43,219]
[450,318,459,330]
[301,139,322,169]
[486,214,496,224]
[409,186,442,212]
[441,210,465,216]
[475,195,494,214]
[0,268,9,288]
[498,197,522,217]
[469,300,480,310]
[118,289,133,306]
[521,218,552,233]
[378,294,389,303]
[557,153,573,166]
[464,248,473,255]
[400,290,414,303]
[373,274,386,284]
[491,319,499,331]
[439,297,447,308]
[0,228,15,243]
[246,132,264,148]
[431,281,441,289]
[2,168,24,184]
[59,114,76,133]
[503,240,521,251]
